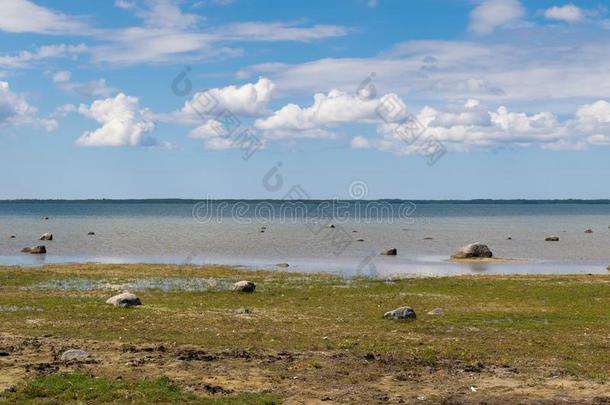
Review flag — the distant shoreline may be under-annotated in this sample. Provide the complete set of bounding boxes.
[2,199,610,204]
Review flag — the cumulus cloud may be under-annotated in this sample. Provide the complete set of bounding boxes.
[254,89,407,139]
[469,0,526,34]
[350,98,610,155]
[169,77,275,124]
[0,81,56,132]
[52,70,117,98]
[544,4,584,23]
[0,0,89,34]
[188,119,235,150]
[76,93,165,147]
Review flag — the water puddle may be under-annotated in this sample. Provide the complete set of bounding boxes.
[25,277,234,292]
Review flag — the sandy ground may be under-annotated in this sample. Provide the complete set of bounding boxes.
[1,333,609,404]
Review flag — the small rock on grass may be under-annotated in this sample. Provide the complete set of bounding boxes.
[106,292,141,307]
[237,307,251,314]
[60,349,90,361]
[384,306,416,320]
[427,308,445,315]
[232,280,256,293]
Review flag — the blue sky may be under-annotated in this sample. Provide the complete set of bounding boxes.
[1,0,610,199]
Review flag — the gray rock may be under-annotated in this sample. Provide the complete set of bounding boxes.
[507,237,513,240]
[384,306,416,320]
[423,237,434,240]
[427,308,445,315]
[87,232,95,235]
[451,243,492,259]
[327,224,336,228]
[545,236,560,242]
[357,239,365,242]
[237,307,251,314]
[381,248,397,256]
[39,233,53,241]
[607,265,610,271]
[106,292,141,307]
[584,229,593,234]
[60,349,90,361]
[21,246,46,254]
[275,262,290,268]
[232,280,256,293]
[9,235,15,239]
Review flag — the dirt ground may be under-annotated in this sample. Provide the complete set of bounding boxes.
[1,334,609,404]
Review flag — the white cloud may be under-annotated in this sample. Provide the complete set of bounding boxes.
[350,98,610,155]
[0,81,57,132]
[50,103,78,118]
[76,93,165,147]
[0,0,89,34]
[0,44,87,69]
[254,89,408,140]
[52,70,117,98]
[469,0,525,34]
[188,119,234,150]
[169,77,275,124]
[239,37,610,112]
[219,22,351,42]
[0,81,38,127]
[544,4,584,23]
[52,71,71,83]
[91,1,349,65]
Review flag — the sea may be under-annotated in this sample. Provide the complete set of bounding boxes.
[1,200,609,277]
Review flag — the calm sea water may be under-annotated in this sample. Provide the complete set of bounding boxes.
[1,200,609,277]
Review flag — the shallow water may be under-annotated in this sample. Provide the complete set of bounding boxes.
[1,201,609,277]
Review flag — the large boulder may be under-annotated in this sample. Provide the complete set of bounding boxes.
[384,306,416,320]
[451,243,492,259]
[381,248,397,256]
[232,280,256,293]
[106,292,141,307]
[21,246,46,254]
[39,233,53,241]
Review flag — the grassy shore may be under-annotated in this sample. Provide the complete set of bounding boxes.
[0,264,609,404]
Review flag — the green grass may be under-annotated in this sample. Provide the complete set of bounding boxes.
[0,374,279,404]
[1,264,609,381]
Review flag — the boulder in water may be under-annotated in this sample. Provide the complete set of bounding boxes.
[39,233,53,241]
[381,248,397,256]
[87,232,95,236]
[584,229,593,234]
[384,306,416,320]
[232,280,256,293]
[275,263,289,268]
[545,236,560,242]
[451,243,492,259]
[21,246,46,254]
[106,292,141,308]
